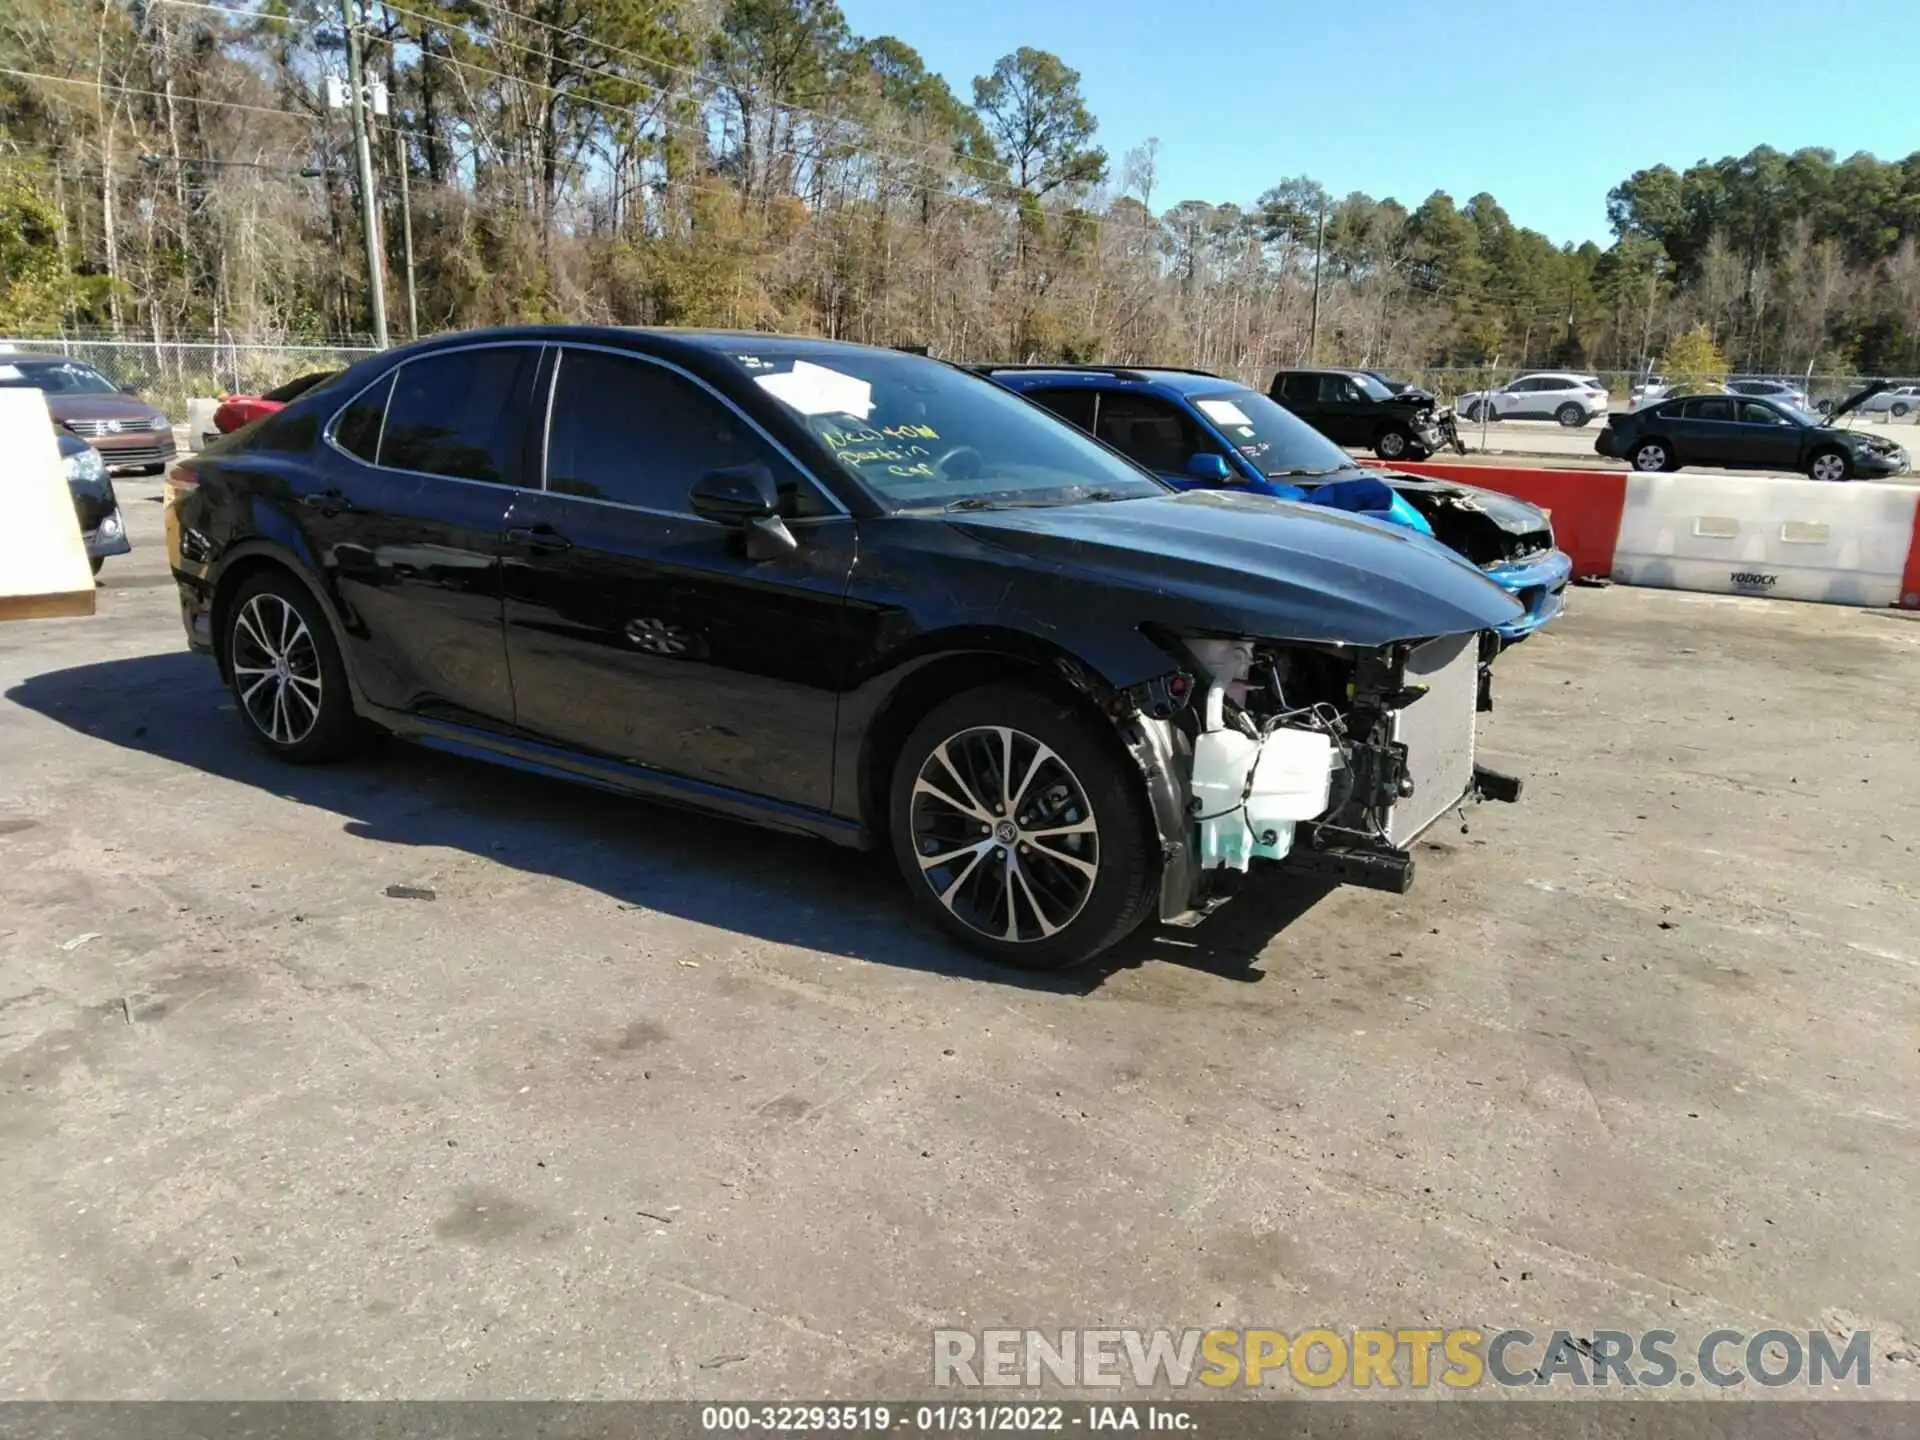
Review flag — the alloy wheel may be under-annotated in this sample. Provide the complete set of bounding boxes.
[1376,430,1407,458]
[231,592,324,746]
[1811,452,1848,482]
[1634,444,1668,471]
[908,726,1100,944]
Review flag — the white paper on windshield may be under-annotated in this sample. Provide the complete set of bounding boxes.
[754,360,874,419]
[1196,398,1253,428]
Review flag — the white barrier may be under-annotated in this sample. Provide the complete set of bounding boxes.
[186,396,220,453]
[0,389,96,620]
[1612,473,1920,608]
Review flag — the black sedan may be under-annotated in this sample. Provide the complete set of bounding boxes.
[169,327,1522,970]
[1596,386,1909,480]
[58,429,131,574]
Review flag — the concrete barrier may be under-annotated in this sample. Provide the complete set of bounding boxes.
[186,396,220,452]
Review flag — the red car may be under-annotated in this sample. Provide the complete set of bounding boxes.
[212,371,339,434]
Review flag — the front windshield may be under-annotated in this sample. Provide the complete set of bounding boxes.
[725,347,1166,509]
[0,360,121,396]
[1348,371,1395,400]
[1188,387,1354,477]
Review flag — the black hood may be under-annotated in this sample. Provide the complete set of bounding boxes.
[1828,380,1891,420]
[1382,387,1441,412]
[938,488,1522,648]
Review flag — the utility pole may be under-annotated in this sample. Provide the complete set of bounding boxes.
[340,0,388,348]
[1306,195,1327,364]
[393,124,418,340]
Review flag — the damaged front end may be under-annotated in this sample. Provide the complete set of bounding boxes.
[1377,480,1571,642]
[1113,629,1521,926]
[1388,388,1468,457]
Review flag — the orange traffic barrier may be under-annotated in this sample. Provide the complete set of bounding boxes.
[1388,460,1627,580]
[1902,515,1920,610]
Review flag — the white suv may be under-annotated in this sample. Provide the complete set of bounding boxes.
[1459,372,1611,427]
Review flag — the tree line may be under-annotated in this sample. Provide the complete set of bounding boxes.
[4,0,1919,386]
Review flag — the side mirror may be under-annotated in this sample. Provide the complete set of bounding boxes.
[690,463,796,560]
[1185,453,1232,482]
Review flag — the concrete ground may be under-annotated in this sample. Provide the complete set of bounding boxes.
[2,485,1918,1400]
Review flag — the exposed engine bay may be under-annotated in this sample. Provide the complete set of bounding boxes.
[1381,478,1556,568]
[1115,630,1522,925]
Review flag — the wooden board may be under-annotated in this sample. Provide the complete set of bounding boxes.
[0,388,95,621]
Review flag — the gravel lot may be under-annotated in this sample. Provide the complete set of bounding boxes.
[2,484,1918,1400]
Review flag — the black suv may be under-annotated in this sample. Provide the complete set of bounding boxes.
[1271,367,1463,461]
[168,328,1521,969]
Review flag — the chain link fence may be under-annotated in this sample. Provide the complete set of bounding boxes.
[1379,366,1919,423]
[0,337,380,420]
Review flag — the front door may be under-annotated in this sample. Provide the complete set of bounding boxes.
[1729,400,1805,469]
[500,345,852,810]
[300,343,541,730]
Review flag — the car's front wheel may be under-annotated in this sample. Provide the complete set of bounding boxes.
[1632,440,1674,472]
[1555,402,1587,427]
[1892,402,1910,418]
[225,570,362,763]
[888,685,1158,970]
[1808,448,1852,482]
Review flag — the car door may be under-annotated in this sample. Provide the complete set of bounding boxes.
[1090,389,1231,483]
[1672,395,1739,465]
[1492,378,1532,419]
[1309,373,1371,444]
[1730,399,1803,469]
[499,344,852,810]
[305,342,539,731]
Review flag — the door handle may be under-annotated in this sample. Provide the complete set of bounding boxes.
[301,488,353,514]
[507,525,573,554]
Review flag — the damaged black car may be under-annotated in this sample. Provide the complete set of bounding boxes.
[167,328,1524,970]
[1271,366,1466,461]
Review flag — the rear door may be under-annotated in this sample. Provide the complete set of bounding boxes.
[1673,395,1739,465]
[306,342,538,730]
[499,344,852,809]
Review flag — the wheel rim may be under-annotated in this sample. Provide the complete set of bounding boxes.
[909,726,1099,944]
[1635,444,1666,471]
[1813,454,1845,481]
[1377,431,1406,457]
[1893,404,1909,417]
[231,593,323,746]
[1560,407,1579,426]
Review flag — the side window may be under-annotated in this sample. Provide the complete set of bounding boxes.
[379,347,533,483]
[1739,401,1782,424]
[1022,388,1097,433]
[1683,397,1734,422]
[1277,374,1317,405]
[333,371,393,463]
[1093,392,1214,474]
[546,349,829,518]
[1315,374,1355,404]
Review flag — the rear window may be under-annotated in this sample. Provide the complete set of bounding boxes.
[378,347,533,484]
[333,372,392,463]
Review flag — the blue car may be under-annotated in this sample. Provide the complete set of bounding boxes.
[983,364,1570,642]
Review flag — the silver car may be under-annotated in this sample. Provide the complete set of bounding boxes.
[1855,383,1920,418]
[1458,372,1611,427]
[1727,378,1812,412]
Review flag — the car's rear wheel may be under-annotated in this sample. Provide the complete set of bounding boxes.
[888,685,1157,970]
[1809,448,1852,483]
[1632,440,1673,472]
[225,571,361,763]
[1374,425,1411,460]
[1555,402,1586,427]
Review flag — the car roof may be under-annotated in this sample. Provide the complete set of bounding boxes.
[985,366,1245,399]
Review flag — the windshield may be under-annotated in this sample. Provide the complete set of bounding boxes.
[1777,401,1821,426]
[0,359,122,396]
[1188,387,1354,478]
[1348,371,1395,401]
[725,347,1166,508]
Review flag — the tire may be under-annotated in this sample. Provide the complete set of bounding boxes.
[1632,440,1673,473]
[1464,401,1493,424]
[1893,402,1910,418]
[1373,426,1411,460]
[224,569,362,763]
[1808,448,1852,483]
[888,685,1158,970]
[1555,403,1586,427]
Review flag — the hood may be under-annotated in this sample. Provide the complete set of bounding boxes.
[942,488,1522,648]
[1828,380,1891,421]
[1381,388,1441,413]
[1360,472,1547,535]
[46,392,163,426]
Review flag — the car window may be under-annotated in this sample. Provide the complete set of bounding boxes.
[1093,392,1216,474]
[1276,374,1318,404]
[545,348,828,518]
[1315,374,1358,404]
[1738,401,1785,425]
[333,371,393,463]
[1021,388,1098,432]
[1508,378,1538,393]
[1682,397,1735,422]
[1189,387,1351,477]
[379,347,534,484]
[0,360,123,395]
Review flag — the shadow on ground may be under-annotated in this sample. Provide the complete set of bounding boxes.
[8,652,1335,993]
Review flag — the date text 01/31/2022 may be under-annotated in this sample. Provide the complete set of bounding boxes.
[700,1404,1196,1431]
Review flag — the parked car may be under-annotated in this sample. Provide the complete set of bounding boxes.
[0,352,177,474]
[1727,377,1813,412]
[57,430,130,575]
[1594,384,1909,479]
[1855,383,1920,418]
[1456,373,1610,427]
[1268,365,1465,460]
[168,327,1525,970]
[1628,373,1670,409]
[212,370,341,435]
[985,364,1567,643]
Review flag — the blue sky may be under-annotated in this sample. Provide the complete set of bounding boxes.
[836,0,1917,248]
